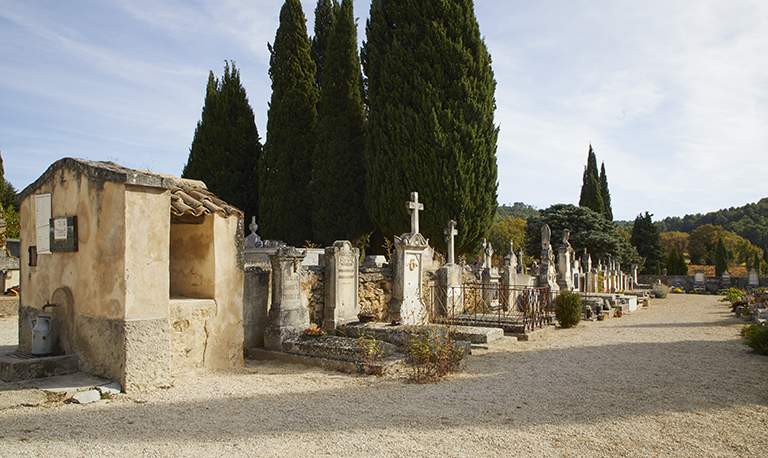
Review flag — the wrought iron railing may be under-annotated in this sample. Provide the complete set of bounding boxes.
[426,283,553,333]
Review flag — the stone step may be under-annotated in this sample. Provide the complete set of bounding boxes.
[245,347,404,375]
[0,352,79,382]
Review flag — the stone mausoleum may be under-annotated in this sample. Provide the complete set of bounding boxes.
[18,158,245,391]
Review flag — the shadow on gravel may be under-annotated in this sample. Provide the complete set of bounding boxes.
[2,335,767,443]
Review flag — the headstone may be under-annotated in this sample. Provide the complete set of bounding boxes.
[504,240,518,272]
[444,220,458,265]
[264,246,307,351]
[362,255,387,268]
[749,267,759,287]
[693,270,706,293]
[557,229,574,291]
[517,247,525,274]
[721,270,731,288]
[323,241,359,331]
[539,224,559,292]
[391,192,430,325]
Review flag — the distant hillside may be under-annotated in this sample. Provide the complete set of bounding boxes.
[657,197,768,248]
[496,202,539,222]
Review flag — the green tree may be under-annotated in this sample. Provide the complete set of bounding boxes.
[362,0,498,252]
[715,237,728,276]
[599,162,613,221]
[182,61,261,224]
[311,0,338,91]
[631,212,664,275]
[666,247,688,276]
[579,144,604,216]
[488,217,526,257]
[524,204,641,270]
[311,0,370,246]
[260,0,319,245]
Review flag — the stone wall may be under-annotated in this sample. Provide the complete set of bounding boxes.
[359,266,393,320]
[638,274,768,292]
[303,266,324,326]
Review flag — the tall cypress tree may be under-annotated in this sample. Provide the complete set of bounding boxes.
[311,0,370,246]
[599,162,613,221]
[182,61,261,223]
[260,0,318,245]
[715,237,728,276]
[362,0,498,251]
[631,212,664,275]
[579,144,604,217]
[311,0,338,91]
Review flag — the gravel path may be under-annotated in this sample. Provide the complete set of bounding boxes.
[1,294,767,457]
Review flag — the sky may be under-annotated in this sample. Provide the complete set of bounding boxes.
[1,0,767,222]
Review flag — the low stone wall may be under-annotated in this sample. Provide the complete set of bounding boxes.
[638,274,768,292]
[359,266,393,321]
[303,266,324,326]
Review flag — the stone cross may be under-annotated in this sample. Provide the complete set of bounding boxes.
[444,220,458,265]
[406,192,424,234]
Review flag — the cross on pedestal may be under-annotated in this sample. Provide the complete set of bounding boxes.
[406,191,424,234]
[444,220,458,264]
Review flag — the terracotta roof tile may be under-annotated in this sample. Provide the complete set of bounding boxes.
[170,185,243,218]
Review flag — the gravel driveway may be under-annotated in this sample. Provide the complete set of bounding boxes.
[1,293,767,457]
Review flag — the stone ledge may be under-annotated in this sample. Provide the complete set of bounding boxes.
[0,353,79,382]
[245,348,404,375]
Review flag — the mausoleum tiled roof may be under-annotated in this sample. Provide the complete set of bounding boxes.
[170,185,243,218]
[19,157,243,219]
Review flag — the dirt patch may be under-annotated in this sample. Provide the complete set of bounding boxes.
[0,296,18,317]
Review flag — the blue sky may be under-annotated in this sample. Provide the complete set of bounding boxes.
[1,0,766,222]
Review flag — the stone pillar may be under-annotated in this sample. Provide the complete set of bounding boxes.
[264,247,307,351]
[483,267,501,310]
[557,230,573,291]
[323,241,359,332]
[391,232,430,324]
[539,224,559,293]
[437,263,463,318]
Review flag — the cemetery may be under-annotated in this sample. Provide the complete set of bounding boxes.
[2,158,657,391]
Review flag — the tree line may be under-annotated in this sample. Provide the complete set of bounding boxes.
[182,0,498,254]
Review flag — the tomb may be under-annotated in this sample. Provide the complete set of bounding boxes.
[17,158,245,391]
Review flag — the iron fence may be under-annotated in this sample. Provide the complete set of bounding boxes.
[426,283,553,333]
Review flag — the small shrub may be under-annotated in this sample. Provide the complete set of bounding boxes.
[720,287,745,304]
[554,291,582,328]
[741,322,768,355]
[652,283,671,299]
[359,331,384,376]
[402,326,463,382]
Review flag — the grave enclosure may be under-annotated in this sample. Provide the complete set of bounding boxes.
[11,159,640,390]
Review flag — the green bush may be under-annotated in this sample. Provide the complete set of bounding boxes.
[741,322,768,355]
[554,291,582,328]
[652,283,670,298]
[402,326,464,382]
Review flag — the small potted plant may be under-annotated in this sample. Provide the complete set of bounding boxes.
[358,304,377,323]
[303,323,327,337]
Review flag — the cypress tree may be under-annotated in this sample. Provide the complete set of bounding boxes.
[182,61,261,224]
[311,0,370,246]
[715,237,728,276]
[580,171,604,217]
[311,0,338,91]
[666,247,688,276]
[260,0,318,245]
[579,144,604,217]
[362,0,498,251]
[631,212,664,275]
[599,162,613,221]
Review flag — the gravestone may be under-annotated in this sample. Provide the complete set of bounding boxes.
[391,192,430,324]
[539,224,559,292]
[504,240,518,273]
[323,241,359,331]
[721,270,731,289]
[264,246,307,351]
[693,270,706,293]
[482,239,494,268]
[749,267,759,287]
[437,220,462,318]
[557,229,574,291]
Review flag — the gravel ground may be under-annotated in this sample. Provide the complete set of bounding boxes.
[1,294,767,457]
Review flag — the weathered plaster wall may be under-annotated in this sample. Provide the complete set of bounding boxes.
[204,215,244,369]
[19,169,128,384]
[243,267,270,349]
[168,216,244,372]
[169,217,215,299]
